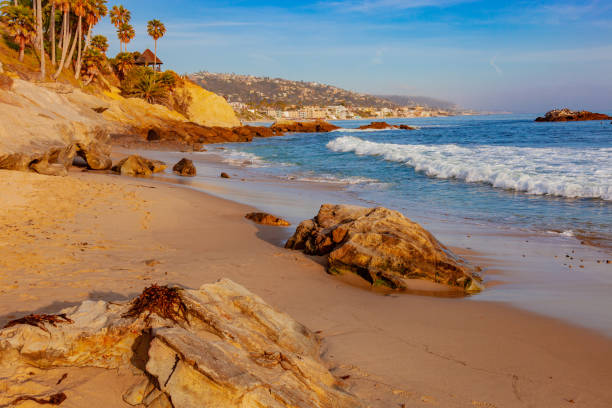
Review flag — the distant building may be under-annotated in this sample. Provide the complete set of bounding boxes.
[135,49,163,71]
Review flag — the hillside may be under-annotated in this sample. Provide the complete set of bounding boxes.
[376,95,459,111]
[190,72,397,109]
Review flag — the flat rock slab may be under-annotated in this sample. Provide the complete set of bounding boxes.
[0,279,362,408]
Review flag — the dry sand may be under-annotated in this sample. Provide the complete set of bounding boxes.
[1,169,612,407]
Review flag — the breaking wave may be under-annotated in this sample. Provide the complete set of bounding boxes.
[326,136,612,201]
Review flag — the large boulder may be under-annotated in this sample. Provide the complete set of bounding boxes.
[112,155,167,177]
[286,204,483,293]
[172,158,196,177]
[535,108,612,122]
[0,280,362,408]
[76,140,112,170]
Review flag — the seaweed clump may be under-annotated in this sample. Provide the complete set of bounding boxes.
[12,392,67,405]
[123,284,188,324]
[3,314,73,332]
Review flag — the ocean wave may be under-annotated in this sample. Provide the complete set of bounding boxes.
[332,126,420,133]
[326,136,612,201]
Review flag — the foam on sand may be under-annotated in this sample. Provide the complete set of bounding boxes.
[327,136,612,200]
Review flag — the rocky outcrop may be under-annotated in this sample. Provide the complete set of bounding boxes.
[172,158,196,177]
[271,120,340,133]
[286,204,483,293]
[0,79,113,175]
[182,80,241,128]
[535,108,612,122]
[0,280,362,408]
[245,212,291,226]
[357,122,416,130]
[112,155,167,177]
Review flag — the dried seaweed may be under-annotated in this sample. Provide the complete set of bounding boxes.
[123,284,188,324]
[12,392,67,405]
[3,314,73,332]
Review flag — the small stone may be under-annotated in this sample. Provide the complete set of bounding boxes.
[220,172,230,179]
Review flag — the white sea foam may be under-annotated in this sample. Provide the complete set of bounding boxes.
[221,151,294,168]
[333,126,420,133]
[289,173,379,185]
[326,136,612,201]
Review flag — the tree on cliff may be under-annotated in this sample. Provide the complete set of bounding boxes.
[0,4,35,62]
[117,22,135,52]
[110,5,130,52]
[91,34,108,53]
[146,19,165,72]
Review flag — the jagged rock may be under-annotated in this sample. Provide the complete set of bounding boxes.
[172,158,196,177]
[399,124,416,130]
[535,108,612,122]
[0,279,362,408]
[112,155,167,177]
[271,120,340,133]
[76,141,112,170]
[286,204,483,293]
[245,212,291,226]
[358,121,394,130]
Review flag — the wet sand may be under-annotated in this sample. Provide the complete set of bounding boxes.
[1,168,612,407]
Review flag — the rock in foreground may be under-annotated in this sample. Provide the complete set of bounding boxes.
[286,204,483,293]
[246,212,291,226]
[535,108,612,122]
[172,158,196,177]
[0,280,362,408]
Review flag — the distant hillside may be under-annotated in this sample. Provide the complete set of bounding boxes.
[376,95,459,111]
[190,72,397,109]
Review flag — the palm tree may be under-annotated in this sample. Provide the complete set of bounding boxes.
[111,51,134,79]
[91,34,108,53]
[117,22,134,52]
[147,19,165,72]
[0,4,35,62]
[83,0,107,51]
[49,0,57,66]
[71,0,88,78]
[109,5,130,52]
[53,0,71,78]
[35,0,44,78]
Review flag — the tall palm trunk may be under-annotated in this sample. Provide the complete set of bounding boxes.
[53,9,70,79]
[74,15,83,78]
[50,3,56,66]
[18,38,25,62]
[64,19,78,70]
[36,0,45,80]
[84,24,92,52]
[154,39,158,72]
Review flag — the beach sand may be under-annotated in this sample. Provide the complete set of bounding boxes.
[1,168,612,407]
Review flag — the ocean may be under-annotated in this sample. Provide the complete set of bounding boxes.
[220,114,612,248]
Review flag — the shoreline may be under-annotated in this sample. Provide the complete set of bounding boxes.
[118,145,612,337]
[2,167,612,407]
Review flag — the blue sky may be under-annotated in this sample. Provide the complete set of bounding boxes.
[97,1,612,112]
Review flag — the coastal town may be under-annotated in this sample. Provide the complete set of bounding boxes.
[191,72,461,121]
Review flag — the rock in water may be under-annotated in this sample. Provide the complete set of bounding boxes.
[172,158,197,177]
[535,108,612,122]
[220,172,230,179]
[286,204,483,293]
[112,155,167,177]
[0,280,362,408]
[245,212,291,226]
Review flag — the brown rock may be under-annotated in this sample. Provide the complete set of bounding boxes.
[535,108,612,122]
[245,212,291,226]
[0,73,13,91]
[286,204,483,293]
[271,120,340,133]
[358,121,395,130]
[76,141,112,170]
[399,124,417,130]
[172,158,196,177]
[220,172,230,179]
[112,155,167,177]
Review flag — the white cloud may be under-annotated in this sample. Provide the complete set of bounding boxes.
[489,56,502,76]
[325,0,472,12]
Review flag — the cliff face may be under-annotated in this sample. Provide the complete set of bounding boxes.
[184,80,241,128]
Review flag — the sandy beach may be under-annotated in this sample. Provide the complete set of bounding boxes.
[2,166,612,408]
